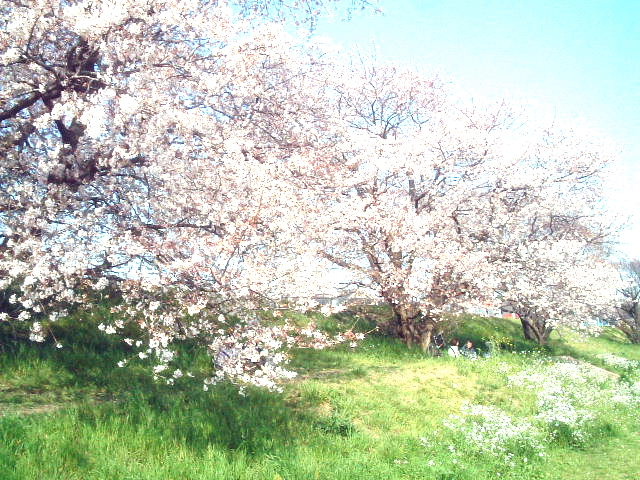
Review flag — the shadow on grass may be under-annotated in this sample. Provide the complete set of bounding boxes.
[544,339,589,360]
[72,382,303,454]
[1,343,323,459]
[0,314,362,459]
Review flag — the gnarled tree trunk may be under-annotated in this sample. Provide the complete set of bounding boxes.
[617,301,640,344]
[520,316,553,345]
[390,303,436,352]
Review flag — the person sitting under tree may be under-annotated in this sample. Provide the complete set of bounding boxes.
[447,338,461,358]
[460,340,478,359]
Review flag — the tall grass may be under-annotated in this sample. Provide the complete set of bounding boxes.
[0,311,638,479]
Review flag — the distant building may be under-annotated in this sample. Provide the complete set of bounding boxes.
[500,305,520,319]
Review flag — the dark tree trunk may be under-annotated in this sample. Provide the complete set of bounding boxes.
[520,317,552,345]
[395,307,415,348]
[617,307,640,344]
[419,328,433,353]
[618,321,640,344]
[390,303,435,352]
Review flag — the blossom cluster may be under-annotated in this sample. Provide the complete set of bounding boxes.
[205,319,363,392]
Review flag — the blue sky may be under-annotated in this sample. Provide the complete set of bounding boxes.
[312,0,640,257]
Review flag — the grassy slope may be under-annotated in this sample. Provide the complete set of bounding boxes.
[0,313,638,480]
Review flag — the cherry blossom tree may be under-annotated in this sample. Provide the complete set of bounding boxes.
[300,60,620,349]
[0,0,368,390]
[479,126,620,344]
[494,241,618,345]
[299,62,517,350]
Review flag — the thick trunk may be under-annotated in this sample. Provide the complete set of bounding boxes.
[390,304,435,352]
[617,313,640,344]
[618,324,640,344]
[419,328,432,353]
[399,314,413,348]
[521,317,552,345]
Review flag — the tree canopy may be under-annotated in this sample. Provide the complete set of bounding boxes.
[0,0,621,390]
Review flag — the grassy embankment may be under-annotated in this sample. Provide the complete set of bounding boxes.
[1,307,639,480]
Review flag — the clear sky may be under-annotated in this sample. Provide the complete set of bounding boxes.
[312,0,640,257]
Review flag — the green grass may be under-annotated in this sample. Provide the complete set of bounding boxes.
[0,312,638,479]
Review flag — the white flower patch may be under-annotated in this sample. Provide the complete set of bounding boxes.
[596,353,639,370]
[94,277,109,290]
[508,358,640,442]
[443,404,545,462]
[98,323,117,334]
[609,381,640,406]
